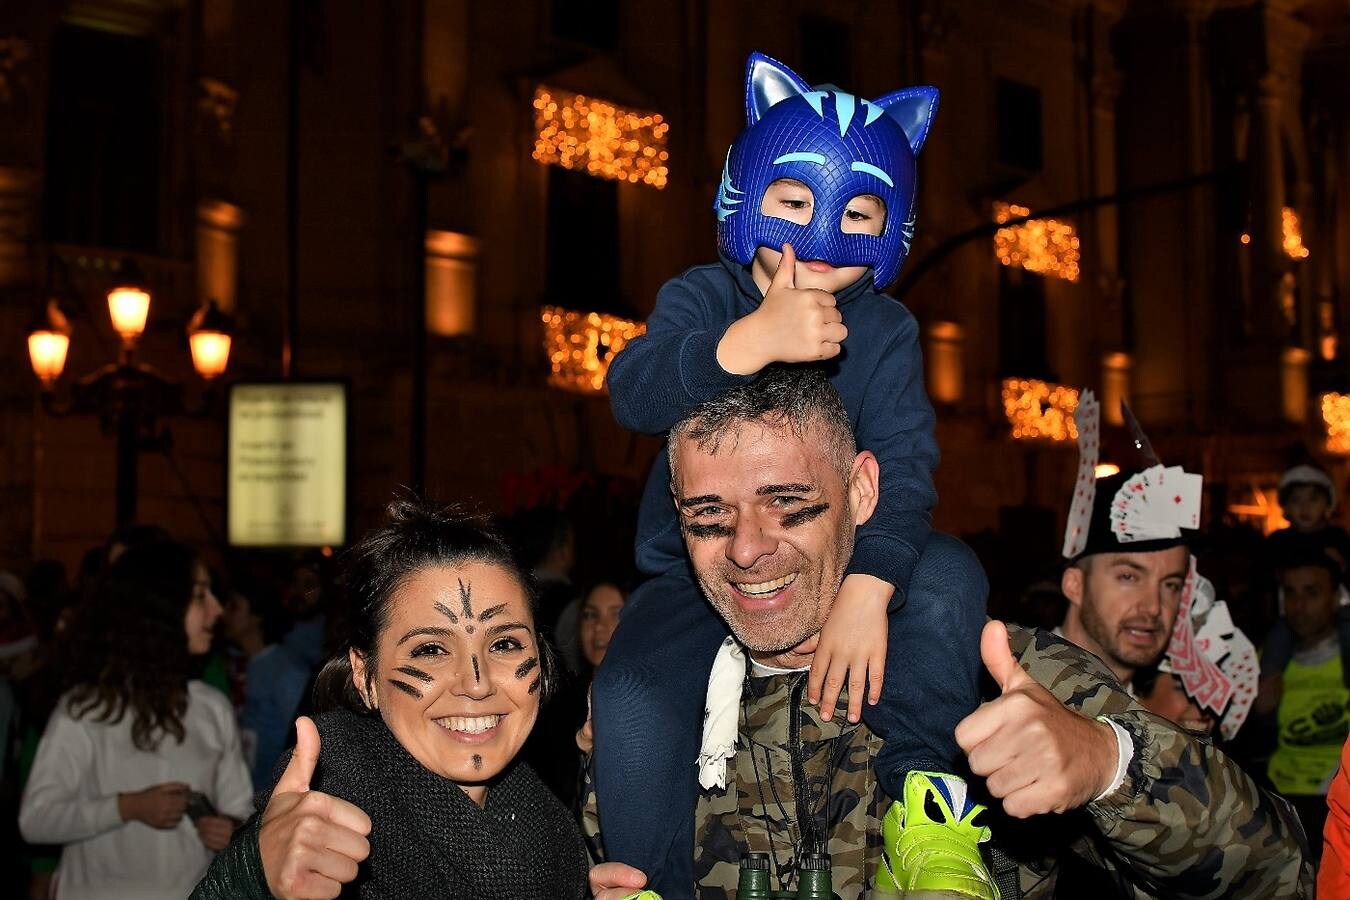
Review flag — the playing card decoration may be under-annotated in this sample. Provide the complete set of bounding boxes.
[1161,558,1259,740]
[1108,464,1203,544]
[1061,389,1100,559]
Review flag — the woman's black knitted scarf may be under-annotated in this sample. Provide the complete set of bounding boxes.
[287,707,589,899]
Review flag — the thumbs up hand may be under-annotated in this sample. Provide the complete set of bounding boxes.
[716,242,848,376]
[955,621,1121,819]
[259,717,373,899]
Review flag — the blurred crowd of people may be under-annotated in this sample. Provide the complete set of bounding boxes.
[0,505,630,899]
[1,457,1347,897]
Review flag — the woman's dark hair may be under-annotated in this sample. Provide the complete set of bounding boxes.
[65,540,200,751]
[313,498,560,714]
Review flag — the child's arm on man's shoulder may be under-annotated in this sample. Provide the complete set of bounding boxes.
[847,309,939,610]
[606,272,755,435]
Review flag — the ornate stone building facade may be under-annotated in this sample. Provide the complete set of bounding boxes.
[2,1,1347,600]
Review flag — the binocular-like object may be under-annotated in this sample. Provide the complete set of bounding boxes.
[735,851,833,899]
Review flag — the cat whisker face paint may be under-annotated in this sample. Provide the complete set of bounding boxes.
[352,561,545,804]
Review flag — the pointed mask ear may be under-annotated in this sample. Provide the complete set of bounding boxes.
[869,86,940,154]
[745,51,812,126]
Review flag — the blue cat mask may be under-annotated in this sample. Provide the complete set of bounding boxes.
[715,52,938,290]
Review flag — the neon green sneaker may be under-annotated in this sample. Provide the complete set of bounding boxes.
[875,771,999,899]
[619,892,662,900]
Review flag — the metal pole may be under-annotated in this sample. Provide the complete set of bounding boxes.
[114,399,138,526]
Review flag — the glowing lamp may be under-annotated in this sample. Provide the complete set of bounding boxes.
[187,299,234,380]
[1094,463,1120,478]
[107,259,151,342]
[28,331,70,385]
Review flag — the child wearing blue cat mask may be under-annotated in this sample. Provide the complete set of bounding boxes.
[594,52,992,896]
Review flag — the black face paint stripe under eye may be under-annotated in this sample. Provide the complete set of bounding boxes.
[682,522,734,539]
[782,502,830,528]
[388,679,423,699]
[528,675,541,695]
[433,601,459,624]
[395,665,433,684]
[515,656,539,680]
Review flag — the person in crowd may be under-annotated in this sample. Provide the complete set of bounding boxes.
[526,580,628,806]
[585,367,1311,899]
[506,506,584,673]
[18,540,253,900]
[1321,734,1350,896]
[1260,464,1350,687]
[14,560,74,900]
[218,577,310,788]
[597,51,992,895]
[1256,547,1349,856]
[1131,569,1259,742]
[579,582,625,673]
[279,552,335,672]
[192,499,589,899]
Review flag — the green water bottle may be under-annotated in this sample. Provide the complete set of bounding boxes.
[736,852,772,900]
[795,851,832,900]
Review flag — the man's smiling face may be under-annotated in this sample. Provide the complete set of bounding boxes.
[672,419,862,654]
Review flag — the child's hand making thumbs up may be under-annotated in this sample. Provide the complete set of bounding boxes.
[716,242,849,375]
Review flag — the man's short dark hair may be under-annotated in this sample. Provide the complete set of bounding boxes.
[1275,544,1342,584]
[667,365,856,484]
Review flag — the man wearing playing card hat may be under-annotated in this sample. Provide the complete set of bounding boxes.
[1057,390,1205,688]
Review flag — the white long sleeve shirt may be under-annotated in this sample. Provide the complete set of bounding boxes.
[19,681,254,900]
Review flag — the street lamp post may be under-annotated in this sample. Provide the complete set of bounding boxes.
[27,258,234,526]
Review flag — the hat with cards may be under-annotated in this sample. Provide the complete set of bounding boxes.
[1159,559,1259,741]
[1061,389,1203,562]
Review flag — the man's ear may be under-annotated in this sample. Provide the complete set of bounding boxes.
[848,451,880,526]
[1061,565,1085,610]
[350,648,377,710]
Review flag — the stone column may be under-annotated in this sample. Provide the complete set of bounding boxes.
[196,199,245,313]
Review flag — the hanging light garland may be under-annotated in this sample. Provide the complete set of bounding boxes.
[540,306,646,394]
[993,202,1081,282]
[532,86,670,189]
[1001,378,1080,441]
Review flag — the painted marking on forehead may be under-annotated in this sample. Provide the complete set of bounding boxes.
[835,92,856,136]
[433,601,459,624]
[465,624,474,635]
[471,654,480,684]
[478,602,508,623]
[850,161,894,188]
[772,151,826,166]
[802,90,827,118]
[515,656,539,680]
[388,678,422,700]
[395,665,433,684]
[458,578,475,620]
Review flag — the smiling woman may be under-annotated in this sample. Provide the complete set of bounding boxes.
[192,500,588,900]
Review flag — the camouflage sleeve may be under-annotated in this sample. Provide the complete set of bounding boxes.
[1007,625,1315,899]
[579,756,606,865]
